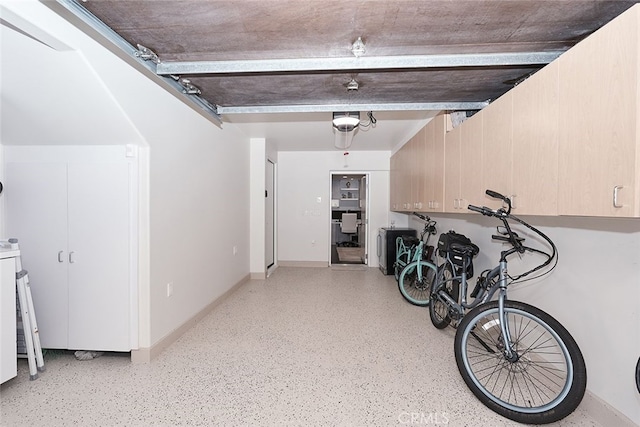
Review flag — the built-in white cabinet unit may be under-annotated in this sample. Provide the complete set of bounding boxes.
[5,150,135,351]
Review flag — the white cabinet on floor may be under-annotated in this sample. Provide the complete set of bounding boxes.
[5,154,135,352]
[0,252,18,384]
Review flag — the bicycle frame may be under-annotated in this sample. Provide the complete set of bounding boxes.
[433,190,556,359]
[394,213,436,277]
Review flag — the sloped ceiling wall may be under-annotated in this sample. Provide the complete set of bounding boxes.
[0,6,143,146]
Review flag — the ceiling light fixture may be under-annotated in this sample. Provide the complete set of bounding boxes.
[351,37,366,57]
[346,78,359,91]
[333,112,360,149]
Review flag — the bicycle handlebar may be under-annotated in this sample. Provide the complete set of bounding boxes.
[412,212,437,238]
[412,212,430,221]
[469,190,558,282]
[468,190,522,253]
[467,204,496,217]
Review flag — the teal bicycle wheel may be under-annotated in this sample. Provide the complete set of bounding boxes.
[398,260,437,306]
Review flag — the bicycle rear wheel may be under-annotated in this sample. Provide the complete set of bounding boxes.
[429,263,459,329]
[394,261,402,282]
[454,300,586,424]
[398,261,436,306]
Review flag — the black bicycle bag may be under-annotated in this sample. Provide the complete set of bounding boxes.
[437,231,478,277]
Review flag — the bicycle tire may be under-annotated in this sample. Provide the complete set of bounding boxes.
[394,261,402,282]
[636,357,640,394]
[398,260,436,306]
[429,263,459,329]
[454,300,586,424]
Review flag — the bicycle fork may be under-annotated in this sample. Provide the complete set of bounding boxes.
[496,260,517,362]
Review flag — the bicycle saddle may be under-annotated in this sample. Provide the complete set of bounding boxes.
[401,235,420,246]
[449,242,479,257]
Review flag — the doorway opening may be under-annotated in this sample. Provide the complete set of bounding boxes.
[329,173,368,265]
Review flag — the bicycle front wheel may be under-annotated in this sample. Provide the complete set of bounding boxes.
[429,263,459,329]
[398,261,436,306]
[454,300,586,424]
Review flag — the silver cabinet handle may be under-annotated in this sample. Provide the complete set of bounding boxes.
[613,186,624,208]
[58,251,64,263]
[69,251,76,263]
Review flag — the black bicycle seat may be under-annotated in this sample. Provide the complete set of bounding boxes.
[401,236,420,246]
[449,242,479,257]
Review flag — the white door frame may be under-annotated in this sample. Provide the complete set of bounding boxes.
[328,171,370,265]
[265,158,276,270]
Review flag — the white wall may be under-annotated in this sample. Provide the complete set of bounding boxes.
[407,212,640,424]
[277,150,390,266]
[0,0,251,348]
[250,138,266,277]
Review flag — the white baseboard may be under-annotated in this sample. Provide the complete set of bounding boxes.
[130,273,250,363]
[277,260,327,268]
[582,389,638,427]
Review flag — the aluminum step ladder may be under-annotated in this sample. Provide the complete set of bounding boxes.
[7,239,45,379]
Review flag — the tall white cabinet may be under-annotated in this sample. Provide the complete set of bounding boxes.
[4,147,136,351]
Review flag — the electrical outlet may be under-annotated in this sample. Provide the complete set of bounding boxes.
[233,246,238,255]
[167,282,173,297]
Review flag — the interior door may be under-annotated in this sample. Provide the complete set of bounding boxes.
[265,159,275,269]
[359,175,368,265]
[67,162,130,351]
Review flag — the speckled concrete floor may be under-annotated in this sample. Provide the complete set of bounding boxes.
[1,267,602,426]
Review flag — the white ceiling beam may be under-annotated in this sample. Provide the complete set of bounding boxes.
[156,52,562,75]
[216,102,489,114]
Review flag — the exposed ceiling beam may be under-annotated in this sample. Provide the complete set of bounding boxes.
[216,102,489,114]
[52,0,222,123]
[156,52,562,76]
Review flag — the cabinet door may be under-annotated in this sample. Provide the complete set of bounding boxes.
[512,62,559,215]
[444,125,462,212]
[482,93,513,210]
[429,114,446,212]
[390,153,399,211]
[5,163,69,349]
[399,138,412,211]
[414,126,428,211]
[460,112,484,210]
[67,163,131,351]
[558,7,639,217]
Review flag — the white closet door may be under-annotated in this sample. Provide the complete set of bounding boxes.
[67,163,130,351]
[5,162,69,349]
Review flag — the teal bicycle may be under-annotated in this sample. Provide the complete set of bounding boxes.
[396,213,438,306]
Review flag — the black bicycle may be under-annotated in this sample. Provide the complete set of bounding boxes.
[429,190,587,424]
